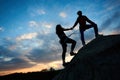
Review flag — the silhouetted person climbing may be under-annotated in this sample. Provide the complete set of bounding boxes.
[71,11,99,46]
[56,24,76,67]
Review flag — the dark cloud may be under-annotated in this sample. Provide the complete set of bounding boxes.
[37,32,61,52]
[26,47,61,63]
[0,46,34,71]
[0,32,62,71]
[25,32,63,63]
[0,58,34,71]
[115,24,120,30]
[100,11,120,31]
[0,46,18,57]
[113,24,120,33]
[0,37,37,71]
[0,37,16,48]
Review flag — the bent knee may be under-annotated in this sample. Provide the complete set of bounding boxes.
[73,40,76,44]
[93,24,97,27]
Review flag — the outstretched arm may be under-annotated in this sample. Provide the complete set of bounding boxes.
[63,28,72,31]
[71,18,79,29]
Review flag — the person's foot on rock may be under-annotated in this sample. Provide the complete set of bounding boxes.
[63,62,70,67]
[70,52,76,56]
[96,34,103,38]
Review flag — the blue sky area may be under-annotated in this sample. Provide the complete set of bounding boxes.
[0,0,120,75]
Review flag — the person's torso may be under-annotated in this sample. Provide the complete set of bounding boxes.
[78,16,87,28]
[56,29,67,40]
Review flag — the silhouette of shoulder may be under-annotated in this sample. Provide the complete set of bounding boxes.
[77,15,87,20]
[82,15,88,19]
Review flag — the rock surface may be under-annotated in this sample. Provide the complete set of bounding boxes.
[53,34,120,80]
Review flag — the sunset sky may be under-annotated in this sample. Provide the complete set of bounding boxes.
[0,0,120,75]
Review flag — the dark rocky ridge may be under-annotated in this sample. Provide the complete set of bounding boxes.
[53,34,120,80]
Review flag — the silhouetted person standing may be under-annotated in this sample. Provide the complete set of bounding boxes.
[56,24,76,66]
[71,11,99,46]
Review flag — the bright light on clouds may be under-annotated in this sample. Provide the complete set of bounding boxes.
[0,27,4,32]
[37,9,46,15]
[3,57,13,62]
[59,12,67,18]
[29,8,46,17]
[29,21,38,27]
[42,22,52,29]
[47,60,63,69]
[16,32,38,41]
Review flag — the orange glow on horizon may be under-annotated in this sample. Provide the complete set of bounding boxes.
[0,54,74,76]
[0,60,62,76]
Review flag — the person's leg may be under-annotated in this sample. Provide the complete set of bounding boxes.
[86,24,98,37]
[93,24,98,37]
[80,30,85,46]
[71,40,76,53]
[65,37,76,55]
[61,43,67,65]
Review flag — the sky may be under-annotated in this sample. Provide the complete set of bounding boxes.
[0,0,120,75]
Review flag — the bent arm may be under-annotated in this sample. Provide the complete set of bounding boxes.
[85,16,96,25]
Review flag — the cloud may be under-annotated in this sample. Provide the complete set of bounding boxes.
[59,12,67,18]
[0,57,34,71]
[37,9,46,15]
[38,21,53,34]
[112,24,120,34]
[25,32,62,63]
[26,48,61,63]
[0,45,33,71]
[1,37,16,49]
[100,11,120,31]
[29,21,38,27]
[105,0,120,11]
[29,20,53,29]
[16,32,38,41]
[41,22,52,29]
[28,20,53,35]
[37,32,57,47]
[0,27,4,32]
[30,8,46,17]
[114,24,120,31]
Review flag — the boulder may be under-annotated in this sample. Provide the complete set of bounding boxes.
[53,34,120,80]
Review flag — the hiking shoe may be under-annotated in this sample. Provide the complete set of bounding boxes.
[96,34,103,38]
[63,62,70,67]
[70,52,76,56]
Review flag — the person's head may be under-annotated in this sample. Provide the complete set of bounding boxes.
[56,24,62,33]
[77,11,82,16]
[56,24,62,30]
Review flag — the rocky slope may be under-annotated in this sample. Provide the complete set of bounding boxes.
[53,34,120,80]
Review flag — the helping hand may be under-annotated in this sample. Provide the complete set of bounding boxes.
[70,27,73,30]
